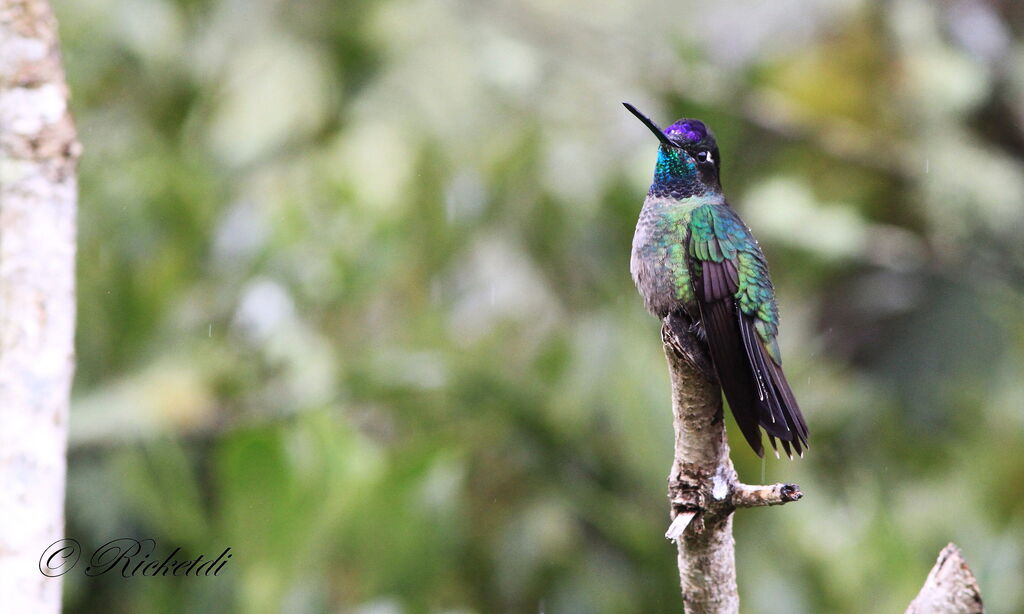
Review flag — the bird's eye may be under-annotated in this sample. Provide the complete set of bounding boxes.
[696,150,713,164]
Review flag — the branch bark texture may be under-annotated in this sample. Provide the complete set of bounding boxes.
[905,543,984,614]
[661,315,801,614]
[0,0,79,611]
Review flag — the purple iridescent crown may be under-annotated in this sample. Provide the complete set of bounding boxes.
[664,119,708,145]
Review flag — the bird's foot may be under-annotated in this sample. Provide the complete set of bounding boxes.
[662,312,716,383]
[688,320,707,343]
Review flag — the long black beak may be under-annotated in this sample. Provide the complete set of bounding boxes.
[623,102,675,147]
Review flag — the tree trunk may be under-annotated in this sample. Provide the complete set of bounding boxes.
[661,314,802,614]
[0,0,80,610]
[905,544,984,614]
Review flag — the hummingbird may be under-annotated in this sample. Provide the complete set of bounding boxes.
[624,102,808,458]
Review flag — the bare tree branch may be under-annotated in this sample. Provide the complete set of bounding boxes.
[905,543,985,614]
[732,482,803,508]
[0,0,80,611]
[661,315,802,614]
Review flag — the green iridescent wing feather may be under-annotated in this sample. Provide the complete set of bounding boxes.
[684,204,808,456]
[687,205,781,358]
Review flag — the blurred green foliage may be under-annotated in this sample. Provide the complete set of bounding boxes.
[57,0,1024,612]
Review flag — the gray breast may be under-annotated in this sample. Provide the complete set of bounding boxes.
[630,198,679,318]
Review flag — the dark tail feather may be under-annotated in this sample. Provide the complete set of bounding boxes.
[738,310,808,457]
[701,301,765,456]
[766,358,808,455]
[768,435,796,458]
[699,299,809,458]
[738,313,788,433]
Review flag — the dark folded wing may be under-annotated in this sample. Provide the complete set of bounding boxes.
[687,205,808,457]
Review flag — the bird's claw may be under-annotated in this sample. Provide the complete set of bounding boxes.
[663,312,716,382]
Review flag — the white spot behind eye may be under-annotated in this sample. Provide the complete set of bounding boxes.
[697,150,713,164]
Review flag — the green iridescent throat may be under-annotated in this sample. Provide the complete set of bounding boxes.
[650,146,705,198]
